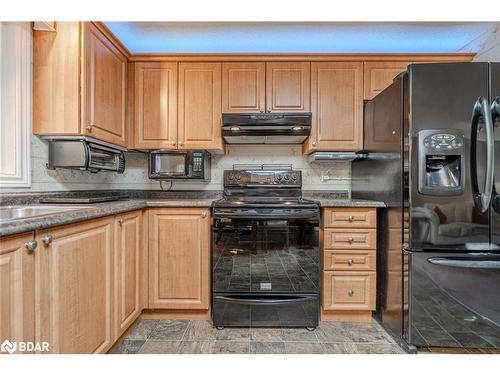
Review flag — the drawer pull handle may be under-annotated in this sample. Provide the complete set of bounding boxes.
[347,259,354,266]
[348,237,354,243]
[348,289,354,297]
[201,212,207,218]
[348,215,354,222]
[41,234,53,246]
[25,240,37,252]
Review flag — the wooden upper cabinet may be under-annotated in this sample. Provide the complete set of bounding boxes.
[178,63,223,151]
[266,62,310,112]
[83,23,127,146]
[134,62,178,149]
[304,62,363,152]
[36,217,114,354]
[33,22,128,148]
[148,208,210,310]
[222,62,266,113]
[364,61,410,100]
[0,233,36,349]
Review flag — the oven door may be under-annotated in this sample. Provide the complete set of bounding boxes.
[212,212,320,327]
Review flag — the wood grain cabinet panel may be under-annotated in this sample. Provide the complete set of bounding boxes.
[323,271,376,311]
[324,250,376,271]
[83,23,127,146]
[324,229,376,250]
[266,62,310,112]
[364,61,410,100]
[36,217,114,354]
[134,62,178,149]
[304,62,363,152]
[34,22,128,147]
[114,211,143,338]
[178,63,223,151]
[323,207,377,228]
[222,62,265,113]
[148,208,210,310]
[0,233,36,349]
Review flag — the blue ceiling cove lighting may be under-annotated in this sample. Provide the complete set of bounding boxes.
[104,22,496,54]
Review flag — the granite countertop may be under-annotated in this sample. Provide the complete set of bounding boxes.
[0,190,386,237]
[309,198,386,208]
[0,198,216,237]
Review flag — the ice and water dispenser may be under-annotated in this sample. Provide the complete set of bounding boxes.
[418,129,465,195]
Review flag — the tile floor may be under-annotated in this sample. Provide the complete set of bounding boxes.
[112,319,405,354]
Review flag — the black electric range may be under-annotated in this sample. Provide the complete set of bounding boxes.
[211,167,320,329]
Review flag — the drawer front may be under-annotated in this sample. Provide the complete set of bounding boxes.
[324,250,376,271]
[323,208,376,228]
[323,271,375,311]
[324,229,376,250]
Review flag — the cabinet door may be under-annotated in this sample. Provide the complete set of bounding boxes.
[0,233,35,350]
[36,217,114,354]
[222,62,265,113]
[134,62,178,149]
[266,62,310,112]
[148,208,210,310]
[83,23,127,146]
[363,61,410,100]
[304,62,363,152]
[178,63,223,150]
[114,211,142,338]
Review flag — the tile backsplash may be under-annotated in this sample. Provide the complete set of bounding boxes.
[0,136,351,193]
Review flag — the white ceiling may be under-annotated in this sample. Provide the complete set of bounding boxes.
[104,22,496,54]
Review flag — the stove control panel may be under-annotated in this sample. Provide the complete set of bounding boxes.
[224,170,302,187]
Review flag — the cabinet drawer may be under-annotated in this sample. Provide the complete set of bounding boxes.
[324,250,376,271]
[323,271,375,311]
[323,208,376,228]
[324,229,376,250]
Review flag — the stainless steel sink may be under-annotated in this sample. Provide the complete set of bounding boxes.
[0,205,93,222]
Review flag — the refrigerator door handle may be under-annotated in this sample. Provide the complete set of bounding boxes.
[492,97,500,213]
[428,256,500,270]
[470,96,495,213]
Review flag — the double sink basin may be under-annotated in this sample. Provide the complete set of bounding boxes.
[0,205,93,222]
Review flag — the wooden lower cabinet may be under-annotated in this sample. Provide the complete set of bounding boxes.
[114,210,144,338]
[148,208,210,310]
[321,207,377,322]
[0,233,36,351]
[36,217,115,354]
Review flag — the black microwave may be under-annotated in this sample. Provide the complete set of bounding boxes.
[148,150,211,181]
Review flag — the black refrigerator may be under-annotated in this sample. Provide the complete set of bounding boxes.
[352,62,500,352]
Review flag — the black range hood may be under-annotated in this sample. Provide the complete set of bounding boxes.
[222,113,312,144]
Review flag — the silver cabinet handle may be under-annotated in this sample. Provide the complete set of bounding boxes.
[41,234,53,246]
[348,237,354,243]
[25,240,37,252]
[470,96,494,213]
[312,141,317,146]
[118,218,124,226]
[201,212,207,218]
[171,140,176,146]
[86,124,93,132]
[348,215,354,222]
[347,259,354,266]
[347,289,354,297]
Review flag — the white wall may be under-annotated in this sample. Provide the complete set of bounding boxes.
[460,23,500,61]
[0,135,351,192]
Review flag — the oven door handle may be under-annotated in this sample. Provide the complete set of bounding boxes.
[427,256,500,269]
[215,295,313,305]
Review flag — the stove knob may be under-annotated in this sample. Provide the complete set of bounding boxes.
[291,173,297,180]
[284,174,290,180]
[236,174,241,181]
[228,174,234,181]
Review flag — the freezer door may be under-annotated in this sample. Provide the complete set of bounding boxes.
[409,63,492,251]
[409,251,500,348]
[490,63,500,249]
